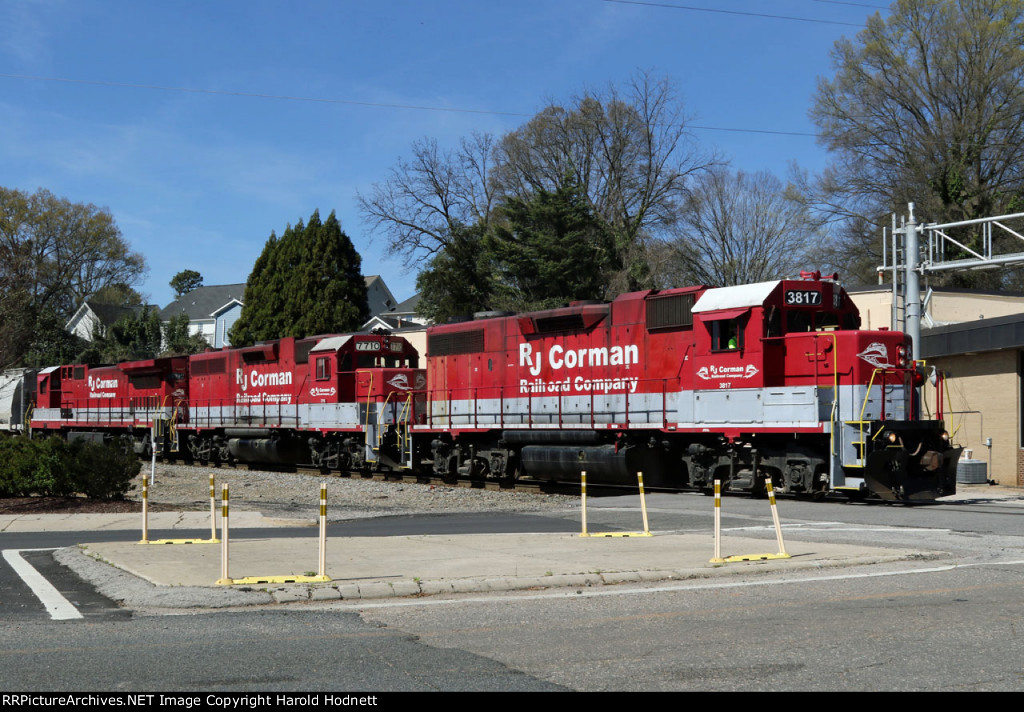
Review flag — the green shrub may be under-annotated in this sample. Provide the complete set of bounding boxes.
[0,435,139,499]
[0,436,43,497]
[68,437,140,500]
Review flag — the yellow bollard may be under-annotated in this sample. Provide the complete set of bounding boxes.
[580,470,588,536]
[318,481,328,580]
[140,475,149,543]
[710,477,791,563]
[766,480,789,557]
[217,484,231,584]
[216,482,331,585]
[710,480,723,562]
[638,471,650,535]
[138,471,217,545]
[580,470,652,538]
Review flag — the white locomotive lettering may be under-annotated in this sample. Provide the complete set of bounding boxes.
[519,343,639,375]
[249,370,293,388]
[88,376,119,390]
[696,364,759,380]
[518,376,638,394]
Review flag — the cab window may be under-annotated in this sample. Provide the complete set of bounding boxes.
[315,357,331,380]
[710,319,743,351]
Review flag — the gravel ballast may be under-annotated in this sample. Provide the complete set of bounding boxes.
[131,462,580,522]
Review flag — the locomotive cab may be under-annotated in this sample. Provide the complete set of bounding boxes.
[304,333,424,471]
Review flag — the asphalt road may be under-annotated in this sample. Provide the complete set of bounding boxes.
[4,488,1024,691]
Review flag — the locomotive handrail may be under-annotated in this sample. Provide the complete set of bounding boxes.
[811,333,840,459]
[421,374,680,430]
[376,388,397,452]
[357,370,379,453]
[846,366,903,467]
[848,368,882,468]
[397,393,414,467]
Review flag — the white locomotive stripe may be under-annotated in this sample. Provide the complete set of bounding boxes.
[3,548,84,620]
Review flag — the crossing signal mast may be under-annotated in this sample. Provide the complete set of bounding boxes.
[880,203,1024,359]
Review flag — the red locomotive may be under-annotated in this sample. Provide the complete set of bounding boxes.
[416,272,959,501]
[24,273,959,502]
[33,356,188,456]
[31,332,425,475]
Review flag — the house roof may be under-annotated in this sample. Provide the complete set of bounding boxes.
[159,284,247,322]
[65,301,155,332]
[391,292,421,314]
[360,315,428,333]
[159,277,403,324]
[89,302,145,325]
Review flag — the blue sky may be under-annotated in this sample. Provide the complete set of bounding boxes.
[0,0,886,309]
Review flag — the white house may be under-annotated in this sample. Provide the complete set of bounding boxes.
[65,301,156,341]
[158,284,246,348]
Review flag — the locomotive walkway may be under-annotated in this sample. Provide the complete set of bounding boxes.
[5,484,1022,612]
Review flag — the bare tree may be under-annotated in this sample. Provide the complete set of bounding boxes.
[806,0,1024,284]
[358,73,716,293]
[655,167,820,288]
[357,132,500,266]
[496,72,717,291]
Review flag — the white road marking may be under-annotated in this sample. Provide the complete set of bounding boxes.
[3,548,84,620]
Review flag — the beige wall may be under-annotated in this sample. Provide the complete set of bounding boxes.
[400,328,427,364]
[852,290,899,331]
[851,288,1024,331]
[920,351,1017,486]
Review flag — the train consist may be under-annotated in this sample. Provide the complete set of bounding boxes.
[1,273,961,501]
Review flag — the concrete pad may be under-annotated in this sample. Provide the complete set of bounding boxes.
[78,531,919,597]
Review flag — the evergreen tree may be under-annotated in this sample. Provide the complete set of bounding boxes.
[230,210,369,346]
[415,222,495,323]
[169,270,203,297]
[489,179,616,312]
[161,314,209,356]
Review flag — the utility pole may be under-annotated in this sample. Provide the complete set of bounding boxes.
[905,204,921,360]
